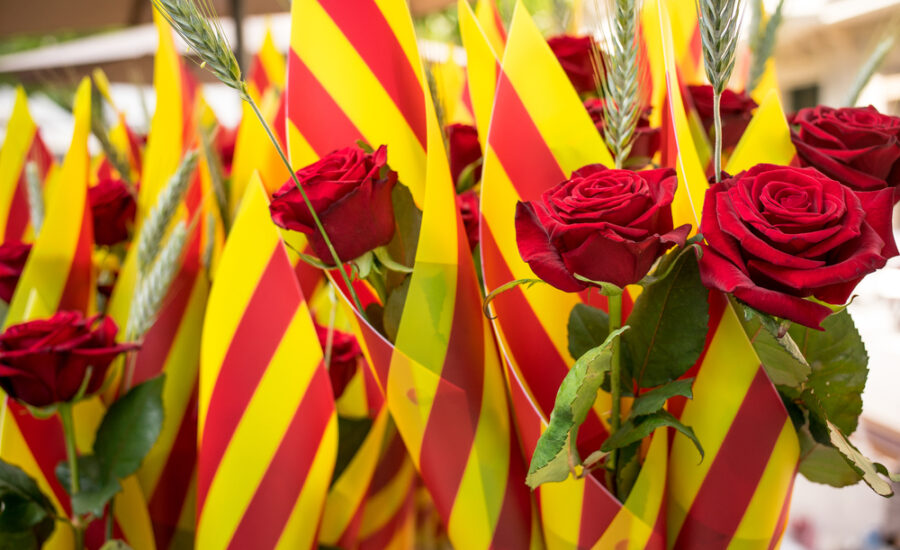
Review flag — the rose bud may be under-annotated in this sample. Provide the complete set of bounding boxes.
[0,311,138,407]
[446,123,483,188]
[270,145,399,262]
[0,242,31,304]
[790,106,900,196]
[698,164,896,329]
[89,177,137,247]
[585,99,661,168]
[687,85,758,149]
[456,190,480,250]
[547,35,601,95]
[314,322,363,400]
[515,165,690,291]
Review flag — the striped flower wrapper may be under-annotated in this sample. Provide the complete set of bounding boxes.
[0,79,156,550]
[0,87,55,243]
[286,0,539,547]
[475,3,669,548]
[649,1,802,547]
[196,175,336,549]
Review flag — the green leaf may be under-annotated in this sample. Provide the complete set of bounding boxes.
[875,462,900,483]
[567,303,609,361]
[738,302,810,388]
[601,410,703,460]
[332,417,373,486]
[0,459,56,549]
[353,251,375,280]
[383,276,410,343]
[629,379,694,418]
[373,247,413,273]
[572,275,623,297]
[455,158,483,193]
[791,309,868,435]
[797,428,862,488]
[355,140,375,154]
[826,420,893,497]
[615,441,642,502]
[94,376,165,481]
[622,250,709,388]
[55,455,122,517]
[526,327,628,489]
[389,183,422,269]
[483,278,544,319]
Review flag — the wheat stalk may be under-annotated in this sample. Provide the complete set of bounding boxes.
[151,0,366,317]
[24,161,43,236]
[746,0,784,94]
[137,150,198,275]
[594,0,642,170]
[128,222,187,341]
[696,0,743,181]
[846,34,896,107]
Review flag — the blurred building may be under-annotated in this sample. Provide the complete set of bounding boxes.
[774,0,900,113]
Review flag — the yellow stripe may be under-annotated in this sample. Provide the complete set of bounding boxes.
[287,121,319,172]
[259,28,286,91]
[504,3,614,172]
[666,305,761,542]
[459,0,500,140]
[196,306,321,548]
[728,420,798,550]
[290,0,426,202]
[275,412,337,550]
[359,457,416,537]
[230,94,289,214]
[319,407,391,544]
[199,174,277,436]
[539,478,585,550]
[0,87,37,234]
[726,89,796,174]
[476,0,506,55]
[371,0,427,94]
[6,79,92,327]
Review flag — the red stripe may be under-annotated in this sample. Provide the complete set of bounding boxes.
[489,409,534,549]
[487,70,566,200]
[418,214,485,522]
[481,226,609,451]
[274,92,287,150]
[766,467,797,550]
[492,5,507,42]
[367,430,408,495]
[286,50,365,158]
[58,200,93,313]
[180,64,198,150]
[358,484,415,550]
[6,400,70,514]
[248,53,272,96]
[577,474,623,548]
[5,135,52,241]
[317,0,426,147]
[356,315,393,388]
[148,385,199,550]
[645,497,667,550]
[673,368,788,549]
[197,246,301,514]
[226,366,334,549]
[660,92,679,171]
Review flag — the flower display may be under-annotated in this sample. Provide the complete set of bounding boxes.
[584,98,661,168]
[314,321,363,400]
[547,34,600,94]
[446,123,483,187]
[687,84,758,149]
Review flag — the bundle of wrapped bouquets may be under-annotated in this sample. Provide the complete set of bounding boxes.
[0,0,897,548]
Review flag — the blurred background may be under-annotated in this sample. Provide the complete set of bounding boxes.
[1,0,898,548]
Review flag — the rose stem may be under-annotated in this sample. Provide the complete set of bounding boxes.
[243,89,366,319]
[59,403,85,550]
[607,292,623,496]
[713,91,723,183]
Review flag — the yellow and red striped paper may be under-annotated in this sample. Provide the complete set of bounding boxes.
[197,175,336,549]
[0,87,55,244]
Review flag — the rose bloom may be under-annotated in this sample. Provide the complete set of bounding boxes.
[0,311,138,407]
[314,321,363,400]
[89,177,137,246]
[698,164,897,329]
[584,99,661,168]
[547,35,600,95]
[790,105,900,195]
[515,165,689,290]
[0,242,31,303]
[687,85,758,149]
[270,145,399,262]
[446,123,483,187]
[456,190,480,250]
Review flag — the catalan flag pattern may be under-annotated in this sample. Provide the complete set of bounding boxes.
[0,87,54,243]
[197,176,336,550]
[103,15,209,549]
[458,0,502,142]
[651,1,801,547]
[0,79,156,550]
[477,4,669,547]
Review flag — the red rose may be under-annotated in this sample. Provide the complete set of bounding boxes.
[790,106,900,195]
[89,178,136,246]
[270,145,399,262]
[0,312,138,407]
[515,165,689,290]
[0,242,31,303]
[314,322,363,400]
[216,125,238,174]
[687,85,758,149]
[547,35,600,95]
[585,99,661,168]
[456,190,480,250]
[446,124,483,187]
[698,164,896,329]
